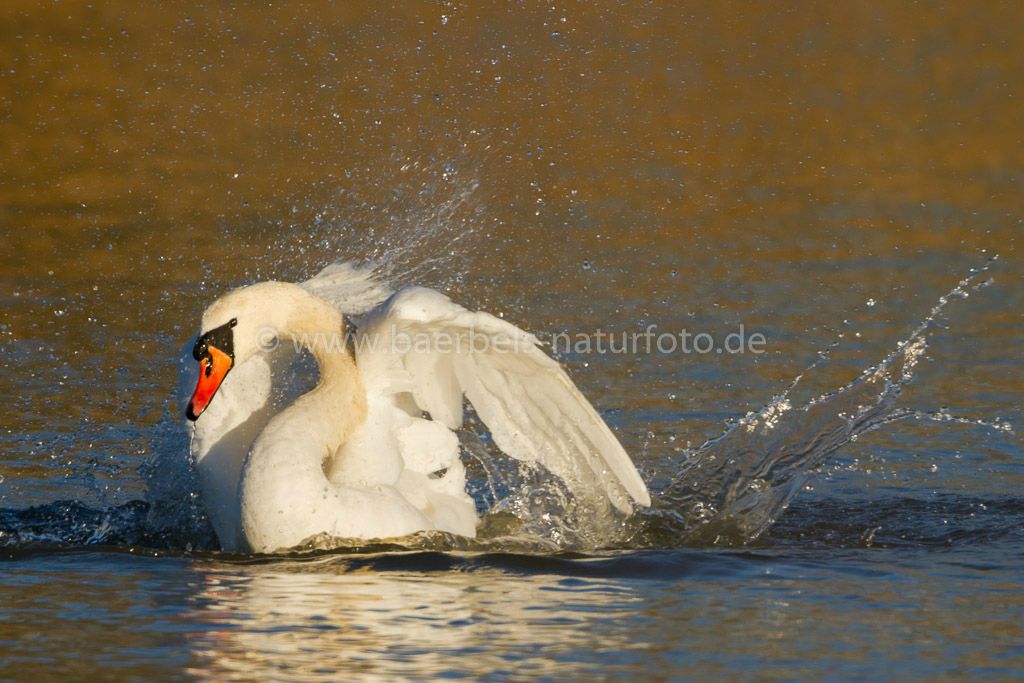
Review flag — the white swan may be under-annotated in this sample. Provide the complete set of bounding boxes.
[185,263,650,553]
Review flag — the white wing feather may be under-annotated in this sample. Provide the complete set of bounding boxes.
[357,287,651,513]
[299,261,392,315]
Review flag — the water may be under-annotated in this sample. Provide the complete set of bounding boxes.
[2,2,1022,679]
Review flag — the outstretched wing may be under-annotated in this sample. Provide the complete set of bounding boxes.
[356,287,651,514]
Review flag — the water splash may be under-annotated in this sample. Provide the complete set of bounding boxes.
[249,152,490,293]
[637,257,1007,547]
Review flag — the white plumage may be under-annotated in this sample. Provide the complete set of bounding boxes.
[186,263,650,553]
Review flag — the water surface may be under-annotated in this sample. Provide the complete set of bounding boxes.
[1,2,1022,680]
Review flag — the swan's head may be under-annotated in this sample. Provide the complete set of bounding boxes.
[186,281,333,421]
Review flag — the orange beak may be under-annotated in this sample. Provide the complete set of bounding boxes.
[186,344,233,421]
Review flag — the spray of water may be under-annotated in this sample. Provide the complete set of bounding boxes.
[633,256,1008,547]
[249,152,491,293]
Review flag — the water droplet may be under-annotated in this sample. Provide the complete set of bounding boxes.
[866,298,876,307]
[582,260,591,271]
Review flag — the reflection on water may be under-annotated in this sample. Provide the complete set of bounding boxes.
[186,557,646,680]
[184,549,1024,680]
[7,548,1019,680]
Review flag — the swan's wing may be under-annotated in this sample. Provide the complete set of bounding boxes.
[357,287,651,514]
[299,261,392,316]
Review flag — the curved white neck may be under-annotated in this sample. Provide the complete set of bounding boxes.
[238,293,368,551]
[274,292,367,443]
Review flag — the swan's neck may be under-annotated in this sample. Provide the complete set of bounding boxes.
[281,296,367,444]
[239,296,368,550]
[292,338,367,448]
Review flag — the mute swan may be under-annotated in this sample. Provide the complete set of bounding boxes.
[185,263,650,553]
